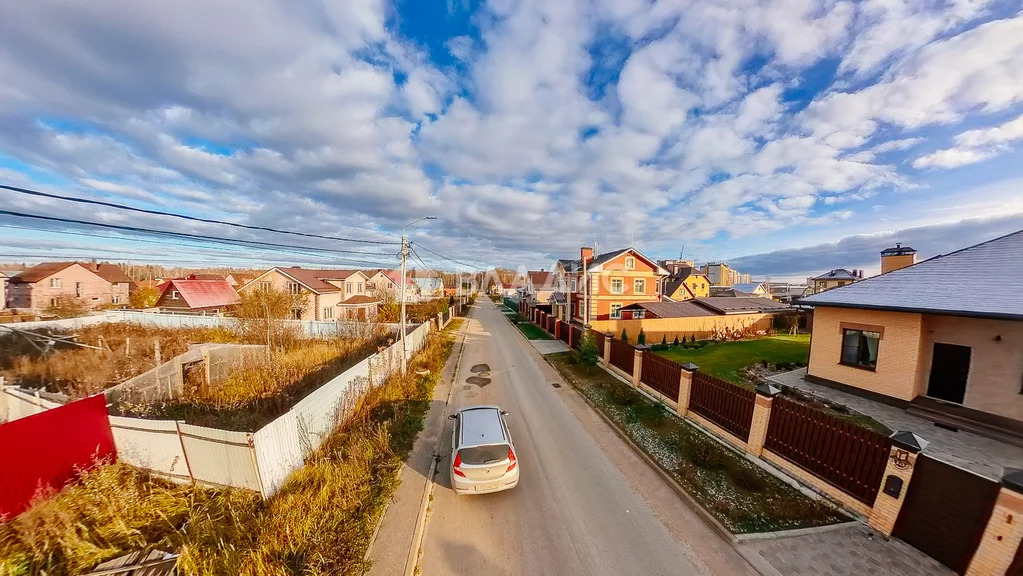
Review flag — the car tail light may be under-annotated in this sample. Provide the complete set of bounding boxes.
[506,447,517,473]
[453,452,466,477]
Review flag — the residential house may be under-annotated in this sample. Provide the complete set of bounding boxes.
[225,273,256,288]
[412,277,444,299]
[730,282,770,297]
[710,286,755,297]
[801,230,1023,427]
[7,262,135,311]
[613,297,794,341]
[522,270,559,304]
[367,269,420,303]
[498,280,522,297]
[770,283,812,303]
[701,262,752,286]
[240,267,379,321]
[553,247,668,325]
[810,268,862,294]
[659,260,710,301]
[154,276,241,315]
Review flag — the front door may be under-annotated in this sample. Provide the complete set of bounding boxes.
[927,343,971,404]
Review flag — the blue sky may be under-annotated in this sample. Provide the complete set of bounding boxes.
[1,0,1023,280]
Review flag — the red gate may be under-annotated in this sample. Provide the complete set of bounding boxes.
[0,395,116,518]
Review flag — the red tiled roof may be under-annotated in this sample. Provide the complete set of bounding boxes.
[340,294,381,305]
[161,279,241,309]
[12,261,134,285]
[527,270,556,288]
[383,270,415,286]
[12,262,77,283]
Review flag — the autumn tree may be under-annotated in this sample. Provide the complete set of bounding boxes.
[235,286,308,352]
[130,286,160,309]
[44,295,88,319]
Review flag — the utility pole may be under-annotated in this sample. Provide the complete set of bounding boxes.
[400,216,435,374]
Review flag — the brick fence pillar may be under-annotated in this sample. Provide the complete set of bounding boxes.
[602,332,613,366]
[567,324,574,349]
[748,383,780,457]
[632,345,646,389]
[868,431,928,536]
[555,319,562,341]
[966,470,1023,576]
[677,363,698,417]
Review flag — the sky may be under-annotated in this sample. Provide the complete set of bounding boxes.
[1,0,1023,280]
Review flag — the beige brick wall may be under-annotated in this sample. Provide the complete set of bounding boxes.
[687,412,748,452]
[762,449,874,517]
[920,315,1023,421]
[867,449,918,535]
[808,307,926,401]
[241,270,342,321]
[966,488,1023,576]
[881,254,915,274]
[747,395,772,456]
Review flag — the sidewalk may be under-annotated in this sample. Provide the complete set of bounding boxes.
[365,318,468,576]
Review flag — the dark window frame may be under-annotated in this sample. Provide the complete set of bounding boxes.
[839,328,881,371]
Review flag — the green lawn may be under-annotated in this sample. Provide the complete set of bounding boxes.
[653,335,810,385]
[515,321,553,340]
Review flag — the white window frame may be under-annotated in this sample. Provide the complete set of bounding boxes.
[50,278,61,289]
[112,294,121,305]
[346,282,353,293]
[323,306,334,319]
[357,282,364,293]
[610,278,624,294]
[171,290,179,300]
[287,282,301,295]
[634,309,645,319]
[570,278,577,292]
[291,308,303,320]
[610,303,623,319]
[625,257,635,270]
[259,281,271,292]
[634,278,645,294]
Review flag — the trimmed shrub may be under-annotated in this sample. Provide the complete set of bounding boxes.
[620,329,629,343]
[685,439,724,470]
[673,335,680,346]
[727,463,768,493]
[637,329,646,345]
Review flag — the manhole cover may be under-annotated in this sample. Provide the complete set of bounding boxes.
[551,382,561,388]
[466,376,491,387]
[470,364,491,373]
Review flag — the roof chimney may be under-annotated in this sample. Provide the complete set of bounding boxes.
[581,246,593,264]
[881,242,918,274]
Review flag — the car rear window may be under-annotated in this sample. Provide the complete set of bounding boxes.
[458,444,510,465]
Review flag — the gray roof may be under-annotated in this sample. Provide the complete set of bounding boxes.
[709,286,754,298]
[694,297,790,314]
[731,283,765,293]
[622,301,718,318]
[811,268,858,281]
[881,244,917,256]
[803,229,1023,320]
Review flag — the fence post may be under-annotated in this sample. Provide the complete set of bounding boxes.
[868,431,928,536]
[602,332,613,366]
[966,470,1023,576]
[747,383,780,457]
[175,421,196,484]
[632,345,645,389]
[678,363,698,417]
[567,324,574,349]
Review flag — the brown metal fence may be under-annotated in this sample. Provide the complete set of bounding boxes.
[571,326,584,349]
[558,322,570,344]
[689,372,755,442]
[547,315,555,334]
[593,330,605,352]
[765,396,891,504]
[610,338,635,374]
[640,352,681,401]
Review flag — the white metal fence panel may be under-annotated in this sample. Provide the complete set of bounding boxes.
[0,314,115,332]
[108,416,191,482]
[291,357,372,456]
[252,411,304,498]
[177,423,261,491]
[0,388,61,423]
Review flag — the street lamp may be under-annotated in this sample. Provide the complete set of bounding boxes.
[401,216,436,374]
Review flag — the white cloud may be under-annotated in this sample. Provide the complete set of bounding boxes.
[914,113,1023,168]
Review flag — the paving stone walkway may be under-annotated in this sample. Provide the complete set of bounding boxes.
[769,369,1023,480]
[741,523,952,576]
[528,339,570,355]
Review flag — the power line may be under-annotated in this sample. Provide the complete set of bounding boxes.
[0,183,400,245]
[0,209,398,258]
[0,223,398,267]
[412,242,478,269]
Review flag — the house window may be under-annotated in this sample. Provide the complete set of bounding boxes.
[570,278,577,292]
[171,290,179,300]
[50,278,61,289]
[50,298,58,307]
[75,282,83,297]
[259,281,271,292]
[610,278,624,294]
[625,257,635,269]
[634,279,645,294]
[291,308,303,320]
[323,307,334,319]
[112,295,121,305]
[841,329,880,370]
[287,282,301,295]
[358,282,364,293]
[633,309,645,319]
[610,303,623,319]
[346,282,353,293]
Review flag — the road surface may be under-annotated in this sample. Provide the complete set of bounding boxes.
[417,299,755,576]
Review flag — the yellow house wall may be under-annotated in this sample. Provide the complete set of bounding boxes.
[807,307,925,401]
[881,254,915,274]
[240,270,343,321]
[919,315,1023,421]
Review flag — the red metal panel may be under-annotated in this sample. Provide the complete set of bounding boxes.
[0,395,116,519]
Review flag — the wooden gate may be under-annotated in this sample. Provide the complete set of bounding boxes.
[1009,543,1023,576]
[893,455,1000,574]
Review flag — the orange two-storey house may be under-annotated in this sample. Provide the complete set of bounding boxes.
[554,247,668,326]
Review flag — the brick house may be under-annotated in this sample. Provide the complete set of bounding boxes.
[154,276,241,315]
[240,267,379,321]
[7,262,135,312]
[802,230,1023,427]
[809,268,862,294]
[553,247,668,323]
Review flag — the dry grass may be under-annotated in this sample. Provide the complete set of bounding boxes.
[0,323,240,398]
[0,321,460,576]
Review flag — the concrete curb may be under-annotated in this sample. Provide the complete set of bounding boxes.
[733,520,861,542]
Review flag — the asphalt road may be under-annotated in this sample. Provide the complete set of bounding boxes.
[418,299,710,576]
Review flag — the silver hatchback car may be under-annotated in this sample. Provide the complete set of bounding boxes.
[448,405,519,495]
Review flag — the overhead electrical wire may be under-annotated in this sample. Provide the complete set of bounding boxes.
[412,241,478,270]
[0,209,399,258]
[0,183,400,245]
